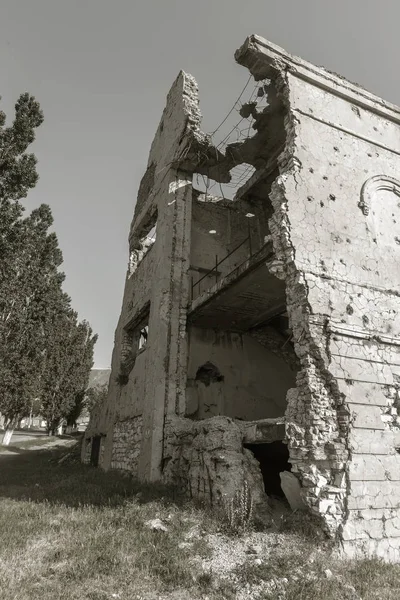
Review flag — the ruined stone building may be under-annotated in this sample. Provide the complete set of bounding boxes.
[83,35,400,561]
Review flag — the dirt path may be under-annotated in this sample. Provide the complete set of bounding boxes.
[0,432,76,455]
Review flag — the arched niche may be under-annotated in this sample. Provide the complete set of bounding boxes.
[359,175,400,249]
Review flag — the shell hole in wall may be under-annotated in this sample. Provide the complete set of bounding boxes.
[245,441,291,498]
[129,210,158,277]
[195,362,224,386]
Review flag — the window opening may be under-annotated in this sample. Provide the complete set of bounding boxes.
[139,325,149,350]
[128,211,157,276]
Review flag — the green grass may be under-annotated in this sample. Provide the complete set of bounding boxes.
[0,444,399,599]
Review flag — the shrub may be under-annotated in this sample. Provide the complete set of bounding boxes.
[223,479,253,534]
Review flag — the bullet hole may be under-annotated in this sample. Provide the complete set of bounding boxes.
[362,315,369,326]
[195,362,224,386]
[346,304,354,315]
[351,105,361,117]
[331,233,343,243]
[373,238,377,244]
[323,176,328,180]
[373,126,378,131]
[345,378,354,386]
[333,146,339,152]
[307,196,314,202]
[309,168,314,173]
[309,107,314,113]
[395,237,400,245]
[367,153,372,157]
[320,260,328,272]
[376,152,379,157]
[320,201,325,207]
[346,238,351,243]
[329,194,336,201]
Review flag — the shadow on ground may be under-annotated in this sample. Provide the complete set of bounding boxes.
[0,443,183,509]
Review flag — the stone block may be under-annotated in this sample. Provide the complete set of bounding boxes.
[341,537,400,563]
[348,404,385,430]
[342,516,384,541]
[280,471,306,511]
[349,454,400,481]
[348,429,395,454]
[337,380,389,406]
[348,480,400,509]
[330,356,393,385]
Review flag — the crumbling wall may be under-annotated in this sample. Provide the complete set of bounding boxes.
[190,194,265,294]
[83,71,201,480]
[235,35,400,560]
[283,73,400,560]
[163,415,266,506]
[186,325,296,420]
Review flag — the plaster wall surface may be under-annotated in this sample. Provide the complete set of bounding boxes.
[268,64,400,560]
[84,34,400,562]
[190,197,266,292]
[186,325,295,420]
[84,72,198,480]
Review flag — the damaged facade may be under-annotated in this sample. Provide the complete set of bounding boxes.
[83,35,400,561]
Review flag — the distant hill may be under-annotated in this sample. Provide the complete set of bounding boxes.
[88,369,111,389]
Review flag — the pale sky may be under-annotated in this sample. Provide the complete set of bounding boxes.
[1,0,398,367]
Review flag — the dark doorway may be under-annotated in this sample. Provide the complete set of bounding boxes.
[245,441,291,497]
[90,436,101,467]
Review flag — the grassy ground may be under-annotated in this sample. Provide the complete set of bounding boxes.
[0,441,399,600]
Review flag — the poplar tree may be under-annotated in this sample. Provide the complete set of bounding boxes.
[0,204,65,442]
[0,94,98,443]
[40,317,97,435]
[1,214,98,441]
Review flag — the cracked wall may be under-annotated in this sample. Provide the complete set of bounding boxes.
[186,326,296,420]
[235,34,400,561]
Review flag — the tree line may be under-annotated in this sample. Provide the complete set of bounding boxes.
[0,93,98,444]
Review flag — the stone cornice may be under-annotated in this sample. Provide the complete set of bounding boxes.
[235,34,400,126]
